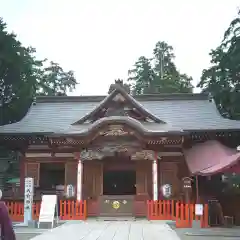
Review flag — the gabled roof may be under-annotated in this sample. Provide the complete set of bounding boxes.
[72,84,165,124]
[1,92,240,135]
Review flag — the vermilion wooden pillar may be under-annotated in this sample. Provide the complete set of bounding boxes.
[74,152,83,201]
[152,152,158,200]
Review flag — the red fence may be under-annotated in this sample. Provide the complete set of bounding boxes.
[5,200,87,222]
[6,199,208,228]
[147,200,209,228]
[147,200,176,220]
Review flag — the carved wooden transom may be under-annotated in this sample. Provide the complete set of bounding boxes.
[99,125,133,137]
[79,148,155,161]
[131,150,155,160]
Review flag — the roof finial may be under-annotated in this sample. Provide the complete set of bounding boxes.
[108,79,130,94]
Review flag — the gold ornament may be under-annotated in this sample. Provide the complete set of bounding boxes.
[112,200,120,209]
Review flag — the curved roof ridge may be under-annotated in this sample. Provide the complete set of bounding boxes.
[35,93,210,103]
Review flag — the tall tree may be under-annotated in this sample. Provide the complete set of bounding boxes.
[198,11,240,119]
[0,18,78,125]
[128,56,155,94]
[36,61,77,96]
[0,19,39,125]
[128,41,193,94]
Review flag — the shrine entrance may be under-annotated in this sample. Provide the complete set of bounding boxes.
[99,158,136,217]
[103,170,136,195]
[78,123,160,217]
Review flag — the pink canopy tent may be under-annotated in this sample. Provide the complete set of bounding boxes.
[184,140,240,176]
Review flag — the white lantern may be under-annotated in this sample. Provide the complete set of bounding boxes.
[161,184,172,198]
[66,184,75,198]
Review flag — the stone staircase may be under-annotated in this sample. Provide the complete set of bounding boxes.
[97,216,136,221]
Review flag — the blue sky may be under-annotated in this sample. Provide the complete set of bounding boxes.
[1,0,240,95]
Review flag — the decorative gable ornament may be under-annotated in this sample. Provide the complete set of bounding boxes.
[131,150,155,160]
[99,125,130,136]
[113,93,126,102]
[72,80,165,125]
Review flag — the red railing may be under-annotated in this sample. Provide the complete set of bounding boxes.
[59,200,87,220]
[175,202,208,228]
[147,200,176,220]
[147,200,209,228]
[5,200,87,222]
[6,199,208,228]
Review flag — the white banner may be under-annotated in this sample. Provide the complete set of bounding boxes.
[24,178,34,224]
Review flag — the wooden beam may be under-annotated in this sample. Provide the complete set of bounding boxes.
[25,152,74,158]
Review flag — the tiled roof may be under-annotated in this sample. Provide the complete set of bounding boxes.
[1,93,240,134]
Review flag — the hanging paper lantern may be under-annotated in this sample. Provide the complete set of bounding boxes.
[161,184,172,198]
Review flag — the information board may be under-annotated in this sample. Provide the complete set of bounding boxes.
[195,204,203,216]
[38,195,58,228]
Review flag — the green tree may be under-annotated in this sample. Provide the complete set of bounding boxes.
[128,41,193,94]
[37,61,77,96]
[128,56,155,94]
[198,11,240,119]
[0,18,78,125]
[0,18,40,125]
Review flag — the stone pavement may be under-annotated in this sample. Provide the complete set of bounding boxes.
[30,220,181,240]
[174,228,240,240]
[14,227,48,240]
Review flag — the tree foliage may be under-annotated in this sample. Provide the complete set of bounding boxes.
[128,41,193,94]
[198,11,240,119]
[36,61,77,96]
[0,18,77,125]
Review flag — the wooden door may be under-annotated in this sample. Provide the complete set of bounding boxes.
[83,161,102,199]
[136,161,151,197]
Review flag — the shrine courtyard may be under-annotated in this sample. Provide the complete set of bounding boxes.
[14,220,240,240]
[27,220,180,240]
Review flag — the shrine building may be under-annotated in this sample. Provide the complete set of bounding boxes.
[1,80,240,218]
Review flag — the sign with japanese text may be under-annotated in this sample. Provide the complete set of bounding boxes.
[24,177,34,224]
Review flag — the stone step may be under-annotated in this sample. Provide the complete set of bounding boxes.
[97,216,136,221]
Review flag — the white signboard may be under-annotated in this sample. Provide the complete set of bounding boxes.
[195,204,203,216]
[38,195,58,228]
[24,178,34,224]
